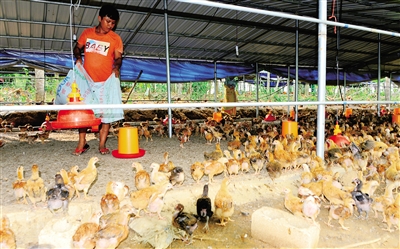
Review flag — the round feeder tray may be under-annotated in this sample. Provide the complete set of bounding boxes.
[328,134,350,147]
[51,109,101,129]
[112,148,146,159]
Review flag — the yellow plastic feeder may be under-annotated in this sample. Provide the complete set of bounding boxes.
[112,127,145,158]
[394,108,400,115]
[282,120,298,138]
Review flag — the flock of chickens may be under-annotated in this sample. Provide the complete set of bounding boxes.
[1,107,400,248]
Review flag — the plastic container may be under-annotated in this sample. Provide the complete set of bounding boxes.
[345,108,352,118]
[282,120,298,138]
[213,112,222,122]
[50,109,101,129]
[112,127,145,159]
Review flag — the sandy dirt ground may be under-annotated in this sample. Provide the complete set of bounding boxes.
[0,124,399,248]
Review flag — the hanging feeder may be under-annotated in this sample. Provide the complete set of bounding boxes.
[51,82,101,130]
[344,108,352,118]
[213,111,222,122]
[328,122,349,147]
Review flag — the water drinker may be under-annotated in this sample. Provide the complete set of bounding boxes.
[328,122,350,147]
[51,82,101,130]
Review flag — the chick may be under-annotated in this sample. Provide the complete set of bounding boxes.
[72,211,102,249]
[74,157,99,199]
[100,193,120,215]
[169,166,185,186]
[105,181,129,202]
[131,162,150,190]
[302,194,322,224]
[325,197,355,230]
[204,143,223,160]
[130,181,173,217]
[96,205,137,248]
[196,183,213,232]
[351,178,373,219]
[150,163,171,185]
[190,162,204,184]
[204,158,228,183]
[214,178,234,226]
[159,152,175,173]
[147,183,173,219]
[283,188,303,217]
[172,203,198,245]
[59,168,76,201]
[0,216,16,249]
[382,194,400,232]
[46,173,70,214]
[25,164,46,208]
[12,166,27,204]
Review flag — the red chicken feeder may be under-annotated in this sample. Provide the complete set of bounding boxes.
[328,134,350,147]
[50,109,101,129]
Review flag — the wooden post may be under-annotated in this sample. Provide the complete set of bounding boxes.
[35,68,45,103]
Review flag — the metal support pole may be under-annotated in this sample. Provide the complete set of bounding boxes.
[389,72,392,111]
[256,62,259,117]
[316,0,327,158]
[295,19,299,122]
[214,61,217,112]
[164,0,172,137]
[377,33,381,115]
[287,65,290,115]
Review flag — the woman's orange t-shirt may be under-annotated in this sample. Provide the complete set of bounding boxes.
[78,27,123,82]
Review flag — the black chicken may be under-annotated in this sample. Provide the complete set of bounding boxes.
[351,178,373,219]
[196,184,213,232]
[46,174,69,214]
[172,203,198,244]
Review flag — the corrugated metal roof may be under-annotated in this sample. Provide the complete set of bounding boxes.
[0,0,399,74]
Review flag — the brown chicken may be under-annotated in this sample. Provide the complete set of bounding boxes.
[25,164,46,207]
[105,181,129,202]
[100,193,120,215]
[159,152,175,173]
[177,133,189,148]
[96,205,137,248]
[72,211,102,249]
[150,163,171,185]
[169,166,185,186]
[0,216,16,249]
[131,162,151,190]
[204,130,214,144]
[74,157,99,199]
[204,143,223,161]
[283,188,303,217]
[12,166,27,204]
[214,178,234,226]
[130,181,173,216]
[172,203,198,244]
[190,162,204,184]
[325,197,355,230]
[227,135,241,150]
[204,157,228,183]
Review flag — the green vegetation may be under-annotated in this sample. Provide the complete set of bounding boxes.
[1,71,399,104]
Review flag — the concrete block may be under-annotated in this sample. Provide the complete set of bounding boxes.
[251,206,320,248]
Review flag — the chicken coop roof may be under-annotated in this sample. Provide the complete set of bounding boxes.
[1,0,400,83]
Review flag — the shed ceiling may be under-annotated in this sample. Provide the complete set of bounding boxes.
[1,0,400,75]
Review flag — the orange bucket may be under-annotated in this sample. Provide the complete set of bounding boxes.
[282,120,298,138]
[392,114,400,124]
[394,108,400,115]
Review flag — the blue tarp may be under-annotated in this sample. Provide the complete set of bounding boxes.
[0,49,255,83]
[1,49,396,84]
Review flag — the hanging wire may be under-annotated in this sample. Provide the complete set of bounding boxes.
[69,0,81,81]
